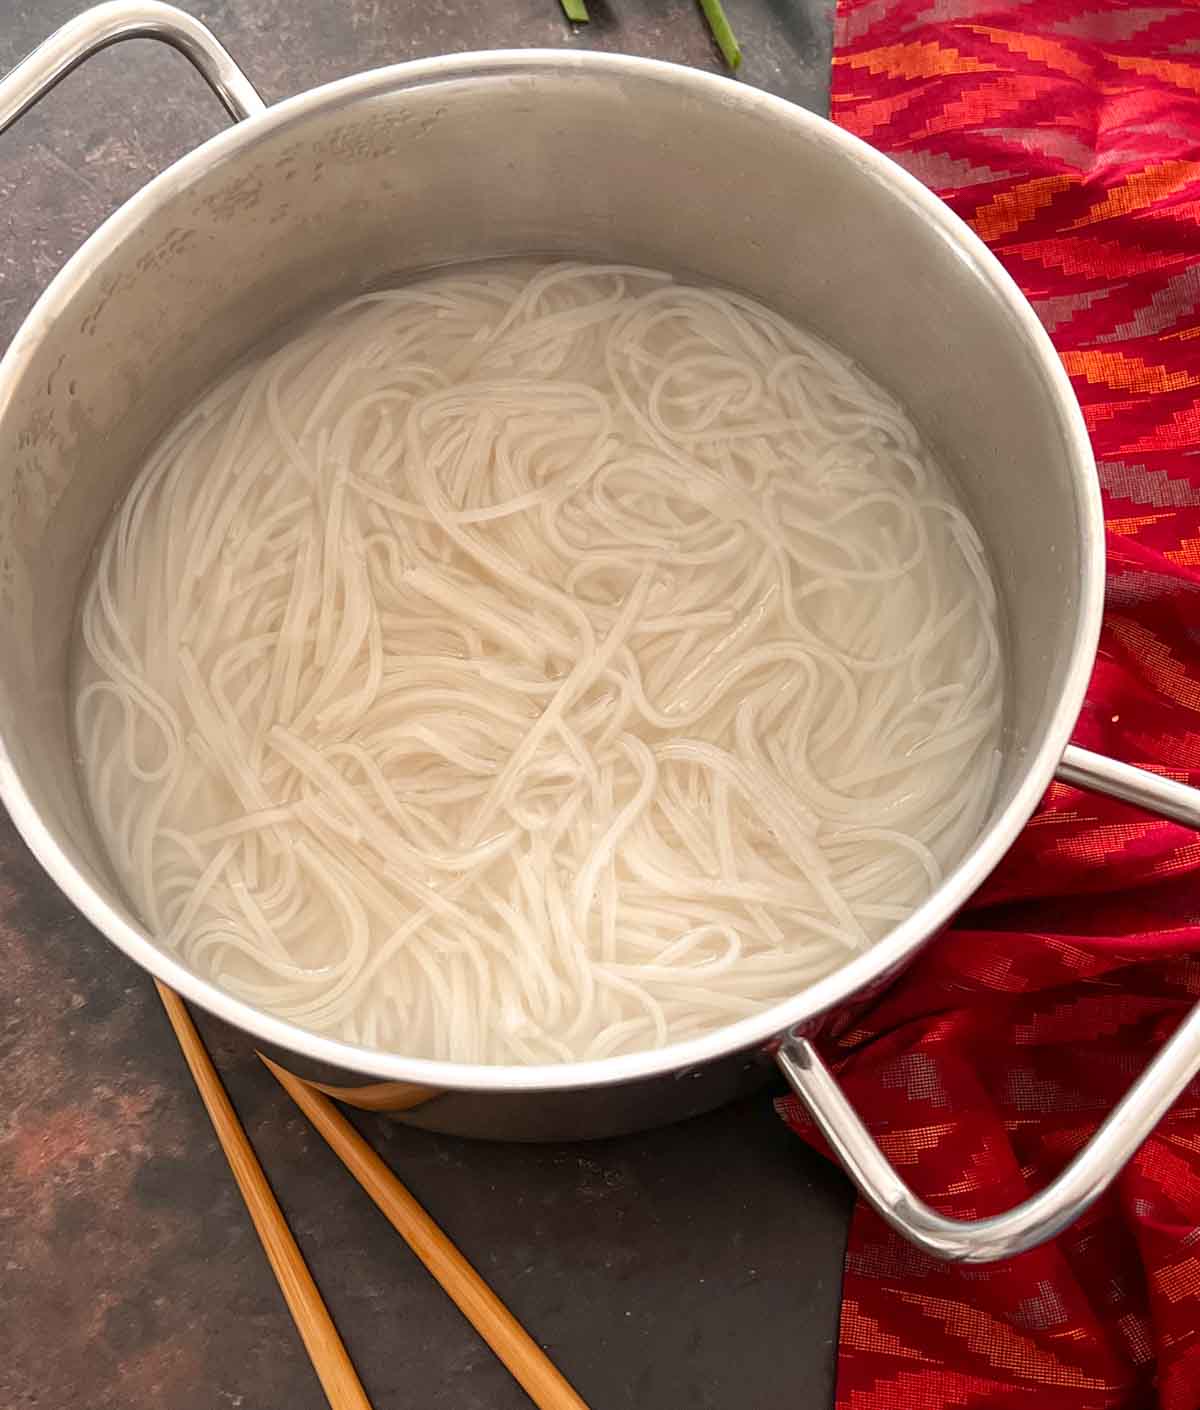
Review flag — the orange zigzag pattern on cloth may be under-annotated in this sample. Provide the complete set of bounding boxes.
[838,38,1000,78]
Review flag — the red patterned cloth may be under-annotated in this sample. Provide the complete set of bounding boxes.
[777,4,1200,1407]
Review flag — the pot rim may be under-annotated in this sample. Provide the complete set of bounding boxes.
[0,47,1104,1092]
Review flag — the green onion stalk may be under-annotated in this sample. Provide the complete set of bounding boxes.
[698,0,741,69]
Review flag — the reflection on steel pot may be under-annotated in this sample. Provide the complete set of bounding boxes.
[3,1,1199,1264]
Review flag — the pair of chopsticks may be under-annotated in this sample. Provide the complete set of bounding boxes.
[155,981,589,1410]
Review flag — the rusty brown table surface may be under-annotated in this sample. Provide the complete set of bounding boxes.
[0,3,850,1407]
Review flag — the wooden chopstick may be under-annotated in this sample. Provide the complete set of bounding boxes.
[154,982,373,1410]
[262,1053,592,1410]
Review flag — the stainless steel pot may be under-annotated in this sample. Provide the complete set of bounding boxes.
[4,2,1200,1265]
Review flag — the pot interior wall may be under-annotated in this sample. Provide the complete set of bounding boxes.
[0,57,1089,999]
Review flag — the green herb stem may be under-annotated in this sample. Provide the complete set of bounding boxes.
[698,0,741,69]
[561,0,590,23]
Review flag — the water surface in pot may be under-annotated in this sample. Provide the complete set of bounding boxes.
[69,255,1005,1066]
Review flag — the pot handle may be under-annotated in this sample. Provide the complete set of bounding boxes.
[777,745,1200,1263]
[0,0,265,135]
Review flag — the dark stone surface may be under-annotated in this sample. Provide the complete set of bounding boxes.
[0,4,848,1408]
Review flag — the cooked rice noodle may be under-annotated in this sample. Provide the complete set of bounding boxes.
[74,261,1004,1063]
